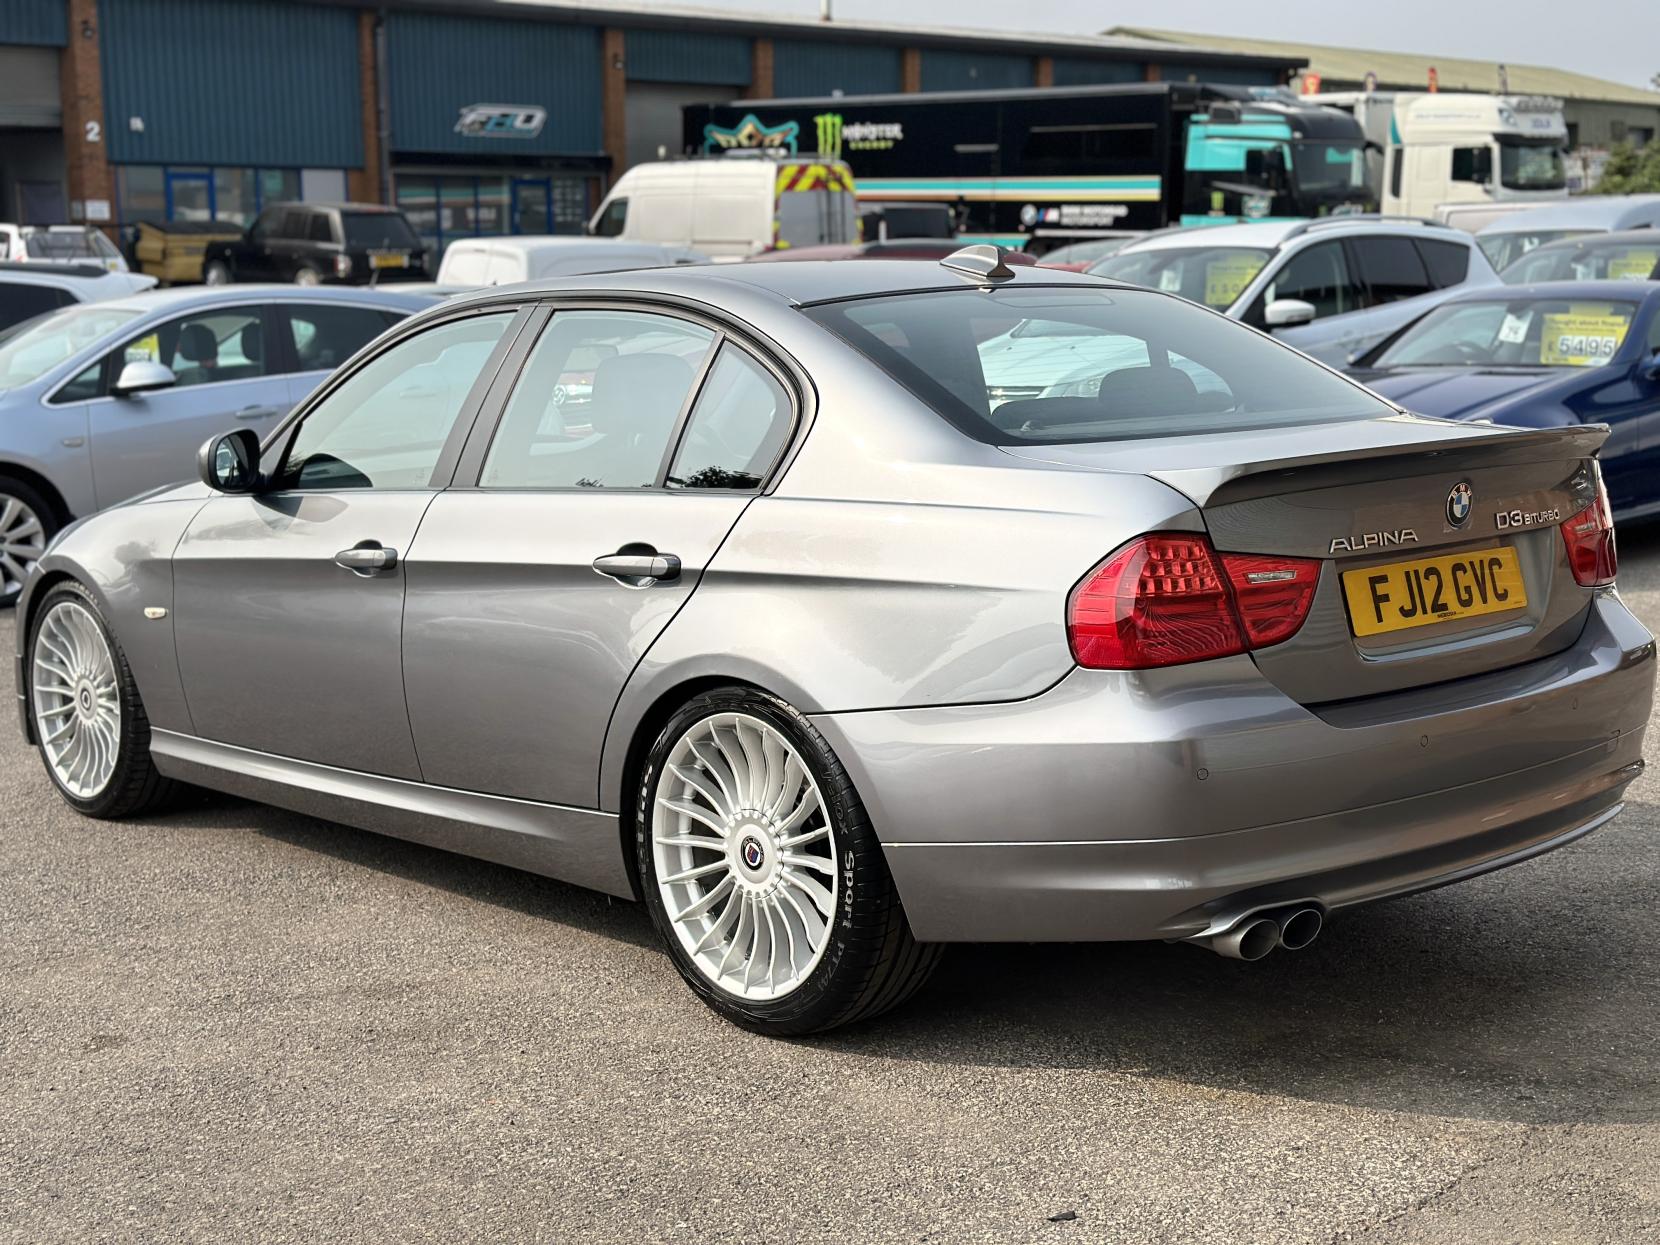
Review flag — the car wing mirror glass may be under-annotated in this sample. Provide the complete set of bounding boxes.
[1264,298,1317,328]
[197,428,261,493]
[112,359,177,397]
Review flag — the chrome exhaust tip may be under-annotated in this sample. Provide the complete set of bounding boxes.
[1276,906,1324,951]
[1207,915,1281,961]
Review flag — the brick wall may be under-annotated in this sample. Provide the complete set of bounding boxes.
[346,8,382,203]
[61,0,114,231]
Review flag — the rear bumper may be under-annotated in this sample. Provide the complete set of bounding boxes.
[813,593,1655,942]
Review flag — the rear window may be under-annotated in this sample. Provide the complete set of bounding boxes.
[803,286,1392,445]
[341,213,421,251]
[23,229,119,262]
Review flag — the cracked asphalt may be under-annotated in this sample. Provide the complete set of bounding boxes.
[4,533,1660,1244]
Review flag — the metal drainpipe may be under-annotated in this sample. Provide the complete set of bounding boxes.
[375,8,393,205]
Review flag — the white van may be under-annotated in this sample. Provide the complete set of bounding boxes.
[588,156,858,259]
[436,236,705,286]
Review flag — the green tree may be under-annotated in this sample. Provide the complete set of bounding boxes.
[1592,141,1660,194]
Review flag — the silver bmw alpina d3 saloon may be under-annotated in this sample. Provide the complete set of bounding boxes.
[16,247,1654,1034]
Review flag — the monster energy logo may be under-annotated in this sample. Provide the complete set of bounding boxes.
[813,113,903,157]
[815,113,844,158]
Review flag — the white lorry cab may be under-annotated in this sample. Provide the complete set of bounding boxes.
[1311,92,1568,220]
[587,154,857,259]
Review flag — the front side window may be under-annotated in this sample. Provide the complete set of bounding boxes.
[1259,241,1358,319]
[481,310,713,489]
[284,304,400,373]
[1092,246,1272,311]
[116,308,266,388]
[805,286,1392,445]
[1373,298,1638,370]
[668,347,793,490]
[594,198,628,238]
[0,304,140,392]
[1451,146,1493,184]
[249,208,280,243]
[275,312,512,490]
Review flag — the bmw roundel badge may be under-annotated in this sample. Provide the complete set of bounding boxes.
[1446,481,1473,527]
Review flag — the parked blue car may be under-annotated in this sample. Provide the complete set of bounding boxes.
[1350,281,1660,518]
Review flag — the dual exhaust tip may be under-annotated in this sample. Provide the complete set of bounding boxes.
[1198,906,1324,961]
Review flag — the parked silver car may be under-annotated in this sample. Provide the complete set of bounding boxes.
[1091,216,1498,367]
[16,250,1652,1034]
[0,284,435,601]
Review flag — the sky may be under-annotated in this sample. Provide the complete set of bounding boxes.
[727,0,1660,91]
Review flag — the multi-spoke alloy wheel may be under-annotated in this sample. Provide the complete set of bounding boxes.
[638,688,943,1035]
[0,489,48,602]
[652,711,837,1001]
[32,599,121,799]
[27,582,174,818]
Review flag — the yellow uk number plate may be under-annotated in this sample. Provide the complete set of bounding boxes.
[1342,547,1527,638]
[369,252,409,269]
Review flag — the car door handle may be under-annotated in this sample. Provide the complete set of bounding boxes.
[592,551,681,584]
[334,543,398,575]
[235,404,281,420]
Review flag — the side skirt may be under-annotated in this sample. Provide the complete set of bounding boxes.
[149,730,634,899]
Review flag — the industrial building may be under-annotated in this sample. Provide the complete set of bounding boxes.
[0,0,1300,255]
[1112,27,1660,173]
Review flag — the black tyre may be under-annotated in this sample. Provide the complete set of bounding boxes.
[26,580,175,819]
[0,475,57,608]
[636,686,942,1035]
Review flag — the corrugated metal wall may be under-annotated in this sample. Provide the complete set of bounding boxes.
[773,39,902,97]
[1051,58,1143,87]
[626,27,751,86]
[387,11,602,156]
[920,48,1034,92]
[101,0,361,166]
[0,0,67,46]
[1158,62,1280,86]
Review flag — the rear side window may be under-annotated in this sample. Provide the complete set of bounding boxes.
[307,213,335,243]
[480,310,714,489]
[0,282,74,334]
[804,286,1392,445]
[1415,239,1471,288]
[667,347,793,490]
[284,304,397,371]
[1351,236,1433,305]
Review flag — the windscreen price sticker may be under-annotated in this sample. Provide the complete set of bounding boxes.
[1540,310,1628,366]
[1608,250,1659,280]
[1203,256,1265,307]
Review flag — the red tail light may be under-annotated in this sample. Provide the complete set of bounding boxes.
[1561,479,1617,587]
[1068,533,1321,670]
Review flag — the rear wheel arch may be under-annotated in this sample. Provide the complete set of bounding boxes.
[0,464,73,529]
[614,675,768,900]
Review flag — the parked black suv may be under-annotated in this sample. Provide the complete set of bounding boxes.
[201,202,428,286]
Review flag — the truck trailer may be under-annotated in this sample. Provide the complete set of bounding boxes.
[683,83,1374,251]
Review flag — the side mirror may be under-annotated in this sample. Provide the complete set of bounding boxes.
[1642,353,1660,382]
[113,360,176,397]
[197,428,261,493]
[1264,298,1318,328]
